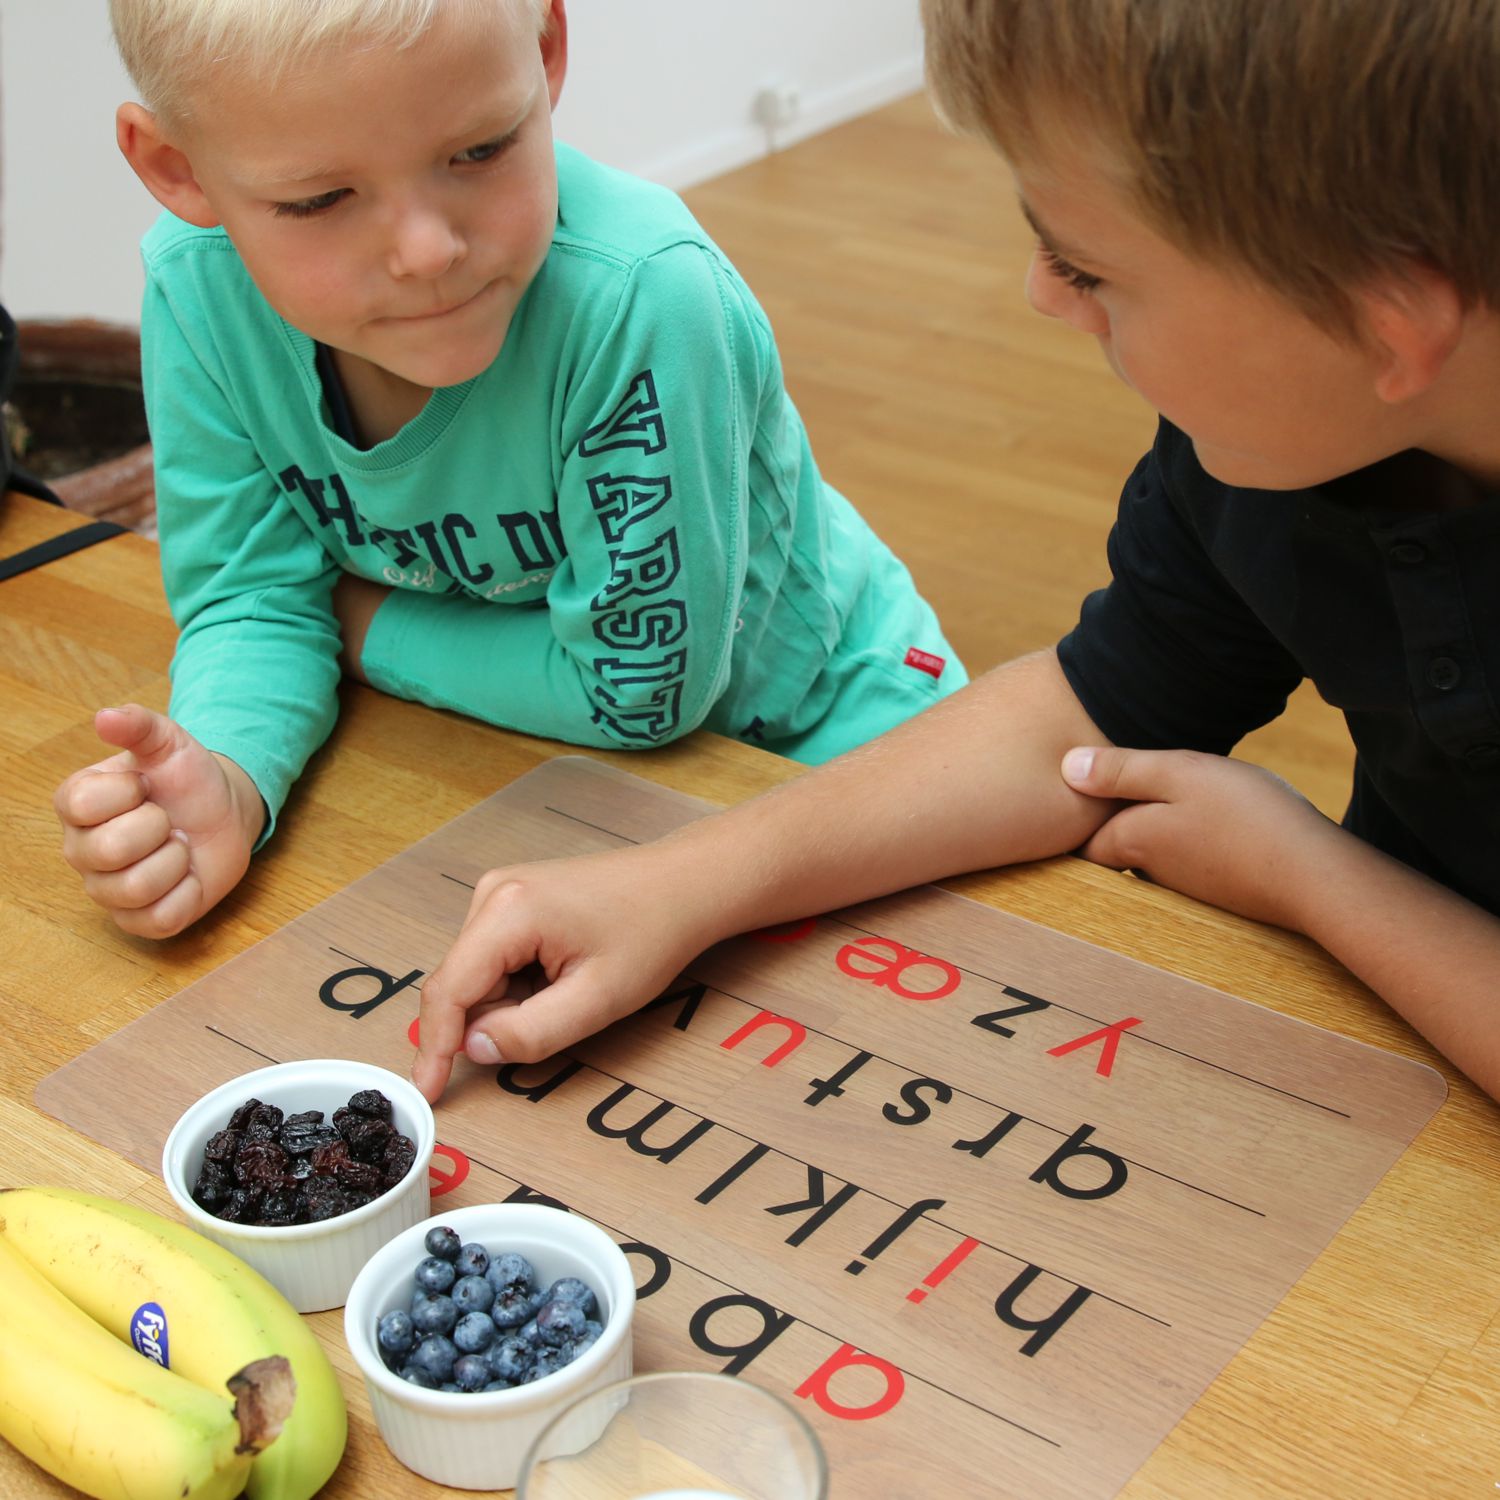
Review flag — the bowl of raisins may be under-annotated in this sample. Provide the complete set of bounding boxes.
[343,1204,635,1490]
[161,1058,435,1312]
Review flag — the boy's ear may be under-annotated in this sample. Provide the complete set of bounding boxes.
[539,0,568,109]
[1361,264,1464,405]
[116,103,222,229]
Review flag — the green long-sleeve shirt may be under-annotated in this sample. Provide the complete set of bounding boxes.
[142,144,965,835]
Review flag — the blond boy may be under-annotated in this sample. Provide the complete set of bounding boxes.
[54,0,963,936]
[409,0,1500,1107]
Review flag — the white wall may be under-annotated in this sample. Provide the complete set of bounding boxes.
[0,0,921,326]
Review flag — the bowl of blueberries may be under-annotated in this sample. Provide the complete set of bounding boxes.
[343,1203,636,1491]
[161,1058,435,1312]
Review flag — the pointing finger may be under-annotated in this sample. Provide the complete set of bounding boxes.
[413,883,541,1101]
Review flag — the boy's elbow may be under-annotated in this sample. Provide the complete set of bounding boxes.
[584,681,710,751]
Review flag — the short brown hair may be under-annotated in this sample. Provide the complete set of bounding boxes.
[921,0,1500,332]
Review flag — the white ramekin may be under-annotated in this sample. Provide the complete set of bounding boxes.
[344,1203,636,1491]
[161,1058,435,1313]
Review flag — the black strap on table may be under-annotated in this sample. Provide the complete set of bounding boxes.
[0,519,127,583]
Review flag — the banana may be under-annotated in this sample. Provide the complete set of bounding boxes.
[0,1187,347,1500]
[0,1233,291,1500]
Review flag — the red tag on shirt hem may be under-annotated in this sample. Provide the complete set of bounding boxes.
[904,647,946,679]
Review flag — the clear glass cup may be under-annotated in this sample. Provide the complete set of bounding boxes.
[516,1370,828,1500]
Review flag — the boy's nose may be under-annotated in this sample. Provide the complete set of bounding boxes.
[387,204,465,281]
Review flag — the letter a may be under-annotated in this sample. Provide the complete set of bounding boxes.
[796,1344,906,1421]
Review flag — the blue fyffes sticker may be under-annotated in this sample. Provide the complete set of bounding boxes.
[130,1301,169,1367]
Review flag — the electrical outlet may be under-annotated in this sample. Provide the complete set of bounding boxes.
[754,81,802,130]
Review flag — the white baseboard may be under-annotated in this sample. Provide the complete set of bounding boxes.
[634,53,926,191]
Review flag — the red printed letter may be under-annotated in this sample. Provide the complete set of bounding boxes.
[751,918,818,943]
[834,937,960,1001]
[720,1010,807,1067]
[796,1343,906,1420]
[428,1142,470,1197]
[1047,1017,1142,1077]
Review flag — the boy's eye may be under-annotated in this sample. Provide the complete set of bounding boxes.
[272,188,349,219]
[1039,245,1104,295]
[453,132,517,167]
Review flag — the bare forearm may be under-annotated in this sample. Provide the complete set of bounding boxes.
[1289,829,1500,1100]
[649,649,1114,949]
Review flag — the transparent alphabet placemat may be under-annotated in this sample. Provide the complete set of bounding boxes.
[37,757,1446,1499]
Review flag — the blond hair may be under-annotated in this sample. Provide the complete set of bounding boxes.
[111,0,550,125]
[920,0,1500,332]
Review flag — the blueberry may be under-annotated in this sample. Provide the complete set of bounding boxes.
[424,1225,462,1262]
[545,1277,599,1319]
[522,1348,563,1383]
[573,1319,603,1359]
[411,1293,458,1336]
[401,1366,438,1389]
[453,1354,491,1392]
[453,1310,497,1354]
[440,1381,462,1392]
[377,1309,416,1356]
[414,1256,457,1294]
[486,1335,532,1384]
[536,1299,586,1347]
[517,1317,539,1345]
[490,1285,534,1329]
[482,1379,510,1391]
[408,1335,458,1384]
[485,1252,533,1293]
[452,1274,495,1316]
[454,1242,490,1278]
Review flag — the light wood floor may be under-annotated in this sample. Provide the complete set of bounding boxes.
[682,93,1356,818]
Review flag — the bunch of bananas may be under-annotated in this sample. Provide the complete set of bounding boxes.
[0,1186,347,1500]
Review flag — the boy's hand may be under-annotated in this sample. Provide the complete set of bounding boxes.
[54,705,265,939]
[1059,746,1338,930]
[413,846,715,1103]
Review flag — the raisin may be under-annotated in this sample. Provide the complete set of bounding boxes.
[332,1106,354,1137]
[344,1191,375,1211]
[336,1159,383,1196]
[280,1123,340,1157]
[283,1109,325,1129]
[203,1129,242,1163]
[259,1188,307,1226]
[192,1159,234,1211]
[218,1186,265,1223]
[234,1140,290,1188]
[303,1177,348,1221]
[347,1089,394,1122]
[311,1139,351,1175]
[344,1115,394,1163]
[227,1098,263,1133]
[289,1156,315,1181]
[242,1103,285,1143]
[382,1134,417,1186]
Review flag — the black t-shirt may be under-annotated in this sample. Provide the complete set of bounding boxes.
[1056,418,1500,914]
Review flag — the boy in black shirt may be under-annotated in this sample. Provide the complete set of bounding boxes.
[403,0,1500,1104]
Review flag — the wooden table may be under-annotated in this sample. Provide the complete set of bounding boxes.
[3,489,1499,1499]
